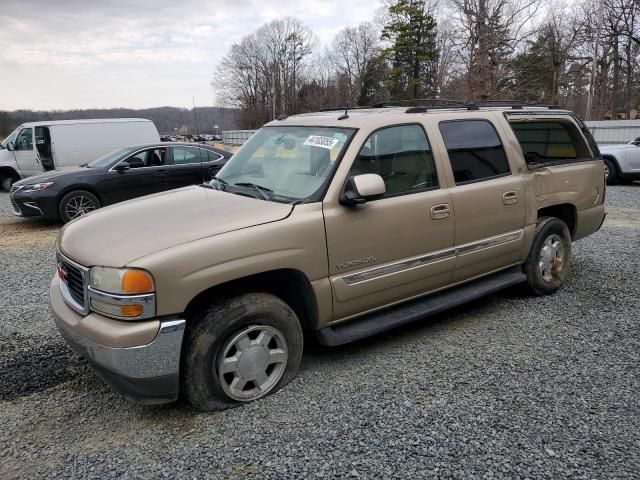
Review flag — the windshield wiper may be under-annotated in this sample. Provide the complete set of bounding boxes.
[233,182,273,201]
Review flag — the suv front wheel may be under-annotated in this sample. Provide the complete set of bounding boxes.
[523,217,572,295]
[182,293,303,411]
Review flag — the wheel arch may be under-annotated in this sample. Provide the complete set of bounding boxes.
[58,185,104,206]
[537,203,577,239]
[602,153,622,173]
[0,166,20,183]
[183,268,320,335]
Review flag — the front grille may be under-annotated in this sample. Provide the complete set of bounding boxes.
[57,252,88,312]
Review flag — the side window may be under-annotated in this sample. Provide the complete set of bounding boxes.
[509,120,593,165]
[207,150,223,162]
[439,120,510,184]
[125,148,166,169]
[15,128,33,151]
[173,147,202,165]
[350,124,438,197]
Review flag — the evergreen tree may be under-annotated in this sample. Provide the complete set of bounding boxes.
[381,0,439,100]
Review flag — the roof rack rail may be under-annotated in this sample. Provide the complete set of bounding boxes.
[317,99,562,115]
[401,99,561,113]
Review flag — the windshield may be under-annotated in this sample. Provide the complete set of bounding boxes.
[216,126,354,202]
[87,147,130,168]
[0,126,21,149]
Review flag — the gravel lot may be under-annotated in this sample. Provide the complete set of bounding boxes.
[1,187,639,479]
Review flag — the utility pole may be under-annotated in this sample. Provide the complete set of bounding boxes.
[586,0,604,120]
[192,96,199,136]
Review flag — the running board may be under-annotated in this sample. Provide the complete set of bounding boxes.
[316,266,526,346]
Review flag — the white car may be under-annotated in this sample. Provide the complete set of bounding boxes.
[599,138,640,184]
[0,118,160,191]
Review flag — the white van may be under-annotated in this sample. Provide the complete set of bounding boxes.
[0,118,160,190]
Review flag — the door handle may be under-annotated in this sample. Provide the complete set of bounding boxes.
[502,191,518,205]
[430,203,450,220]
[155,169,168,176]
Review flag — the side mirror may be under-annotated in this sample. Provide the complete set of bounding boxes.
[633,137,640,145]
[340,174,386,206]
[115,162,131,173]
[6,142,14,151]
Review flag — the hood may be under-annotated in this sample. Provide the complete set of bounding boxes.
[58,186,293,266]
[14,167,92,186]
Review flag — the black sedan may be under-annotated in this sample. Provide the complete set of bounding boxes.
[10,143,231,223]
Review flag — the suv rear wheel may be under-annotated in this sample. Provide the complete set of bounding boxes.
[182,293,303,411]
[523,217,572,295]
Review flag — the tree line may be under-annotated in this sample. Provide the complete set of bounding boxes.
[0,107,241,140]
[213,0,639,128]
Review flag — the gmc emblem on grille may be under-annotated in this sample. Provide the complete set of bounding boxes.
[57,264,68,283]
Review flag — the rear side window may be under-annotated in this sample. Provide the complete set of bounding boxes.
[439,120,510,184]
[509,120,593,166]
[207,150,224,162]
[172,147,202,165]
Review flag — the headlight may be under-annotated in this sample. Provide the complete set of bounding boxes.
[89,267,154,294]
[88,267,155,319]
[21,182,54,192]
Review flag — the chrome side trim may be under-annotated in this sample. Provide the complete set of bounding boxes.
[88,286,156,320]
[342,248,456,285]
[339,229,524,286]
[456,229,524,256]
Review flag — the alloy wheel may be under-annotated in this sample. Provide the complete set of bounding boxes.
[65,195,97,219]
[538,234,565,283]
[217,325,288,401]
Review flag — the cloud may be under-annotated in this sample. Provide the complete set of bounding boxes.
[0,0,382,109]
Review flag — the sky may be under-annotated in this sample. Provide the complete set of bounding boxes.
[0,0,382,111]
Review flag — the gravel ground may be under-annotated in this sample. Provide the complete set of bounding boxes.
[0,187,639,479]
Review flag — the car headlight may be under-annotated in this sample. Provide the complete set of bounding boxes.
[21,182,54,192]
[88,267,155,319]
[90,267,154,294]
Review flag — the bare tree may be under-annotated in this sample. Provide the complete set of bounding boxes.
[328,22,381,105]
[447,0,543,99]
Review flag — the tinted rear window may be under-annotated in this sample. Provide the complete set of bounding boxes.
[510,121,593,165]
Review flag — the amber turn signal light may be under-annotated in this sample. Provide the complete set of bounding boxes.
[122,270,154,294]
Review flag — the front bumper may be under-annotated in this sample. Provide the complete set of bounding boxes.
[50,276,186,404]
[10,189,59,220]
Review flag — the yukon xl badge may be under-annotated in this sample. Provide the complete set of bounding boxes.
[336,256,376,270]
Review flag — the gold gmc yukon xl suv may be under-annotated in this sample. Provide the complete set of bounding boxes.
[50,105,606,411]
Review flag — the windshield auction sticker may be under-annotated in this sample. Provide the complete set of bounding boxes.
[303,135,340,150]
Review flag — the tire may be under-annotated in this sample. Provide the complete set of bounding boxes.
[181,293,304,412]
[523,217,572,296]
[58,190,100,223]
[603,158,618,185]
[2,176,15,192]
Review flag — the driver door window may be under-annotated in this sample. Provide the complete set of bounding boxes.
[350,124,439,197]
[15,128,33,151]
[125,148,166,168]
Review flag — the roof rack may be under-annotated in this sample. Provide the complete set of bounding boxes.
[316,99,561,116]
[399,99,560,113]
